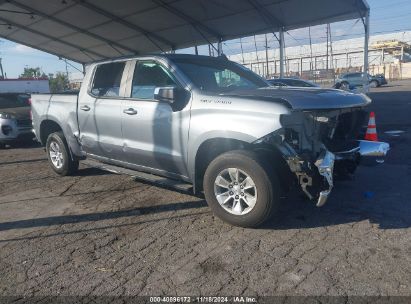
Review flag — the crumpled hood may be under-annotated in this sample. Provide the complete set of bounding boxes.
[220,86,371,110]
[0,107,31,120]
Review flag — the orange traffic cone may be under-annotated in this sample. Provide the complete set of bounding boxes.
[365,112,378,141]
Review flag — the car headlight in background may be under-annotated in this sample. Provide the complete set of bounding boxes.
[1,125,13,135]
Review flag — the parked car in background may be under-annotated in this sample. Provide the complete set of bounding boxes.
[336,72,387,89]
[372,74,388,86]
[0,93,33,148]
[268,78,319,88]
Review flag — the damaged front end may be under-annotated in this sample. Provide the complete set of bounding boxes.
[256,108,389,207]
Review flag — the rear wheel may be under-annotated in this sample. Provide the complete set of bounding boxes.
[46,131,79,176]
[203,150,281,228]
[340,81,350,90]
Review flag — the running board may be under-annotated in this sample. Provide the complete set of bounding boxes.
[82,159,195,195]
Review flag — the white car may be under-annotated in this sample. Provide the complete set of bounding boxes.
[0,93,33,148]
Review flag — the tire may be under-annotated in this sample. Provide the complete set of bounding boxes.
[46,131,79,176]
[203,150,281,228]
[0,142,5,149]
[340,81,350,90]
[370,80,379,88]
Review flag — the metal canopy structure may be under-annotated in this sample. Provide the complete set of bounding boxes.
[0,0,369,65]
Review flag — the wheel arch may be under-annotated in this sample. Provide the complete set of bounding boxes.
[40,119,84,161]
[39,119,63,146]
[192,136,293,194]
[193,137,250,193]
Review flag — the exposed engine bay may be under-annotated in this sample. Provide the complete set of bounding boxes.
[257,108,390,206]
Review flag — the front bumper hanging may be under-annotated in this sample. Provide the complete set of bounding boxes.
[314,150,335,207]
[313,140,390,207]
[279,139,390,208]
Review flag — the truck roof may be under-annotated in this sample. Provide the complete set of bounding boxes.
[87,53,228,66]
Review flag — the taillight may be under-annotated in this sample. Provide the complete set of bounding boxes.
[27,98,32,106]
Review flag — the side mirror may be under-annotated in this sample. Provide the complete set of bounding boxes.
[154,87,190,107]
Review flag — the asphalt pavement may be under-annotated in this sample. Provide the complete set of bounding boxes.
[0,80,410,300]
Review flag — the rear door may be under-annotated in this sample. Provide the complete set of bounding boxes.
[120,59,191,178]
[78,61,129,159]
[349,73,363,86]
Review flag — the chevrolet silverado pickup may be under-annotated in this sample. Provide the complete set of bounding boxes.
[31,54,389,227]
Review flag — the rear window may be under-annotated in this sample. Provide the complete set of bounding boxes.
[91,62,126,97]
[0,94,30,109]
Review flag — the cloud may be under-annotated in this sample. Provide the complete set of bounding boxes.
[12,44,37,53]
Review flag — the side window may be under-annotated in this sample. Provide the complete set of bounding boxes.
[214,69,252,88]
[91,62,126,97]
[131,61,177,99]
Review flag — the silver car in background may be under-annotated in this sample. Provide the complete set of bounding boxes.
[0,93,33,148]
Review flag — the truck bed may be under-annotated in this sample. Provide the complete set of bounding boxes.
[31,93,79,146]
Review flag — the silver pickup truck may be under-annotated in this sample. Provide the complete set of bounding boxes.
[31,54,389,227]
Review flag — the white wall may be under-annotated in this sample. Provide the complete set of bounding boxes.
[0,79,50,93]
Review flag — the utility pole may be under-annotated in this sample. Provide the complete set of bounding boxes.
[239,38,245,64]
[279,27,285,78]
[326,24,329,71]
[309,26,313,71]
[328,23,335,83]
[217,39,223,56]
[0,58,4,79]
[363,9,370,88]
[328,24,333,69]
[253,35,261,75]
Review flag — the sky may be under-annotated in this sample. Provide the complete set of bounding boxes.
[0,0,410,78]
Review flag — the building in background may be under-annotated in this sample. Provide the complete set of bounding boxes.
[0,78,50,93]
[228,31,411,82]
[68,72,84,90]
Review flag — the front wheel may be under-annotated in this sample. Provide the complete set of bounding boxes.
[46,131,79,176]
[340,81,350,90]
[203,150,281,228]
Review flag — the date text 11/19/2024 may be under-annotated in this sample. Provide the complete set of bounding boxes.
[149,296,257,303]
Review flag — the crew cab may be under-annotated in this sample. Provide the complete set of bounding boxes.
[31,54,389,227]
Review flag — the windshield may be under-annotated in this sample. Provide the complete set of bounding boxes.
[172,57,268,92]
[0,94,30,109]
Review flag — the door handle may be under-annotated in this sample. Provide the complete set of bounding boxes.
[80,105,90,111]
[123,108,138,115]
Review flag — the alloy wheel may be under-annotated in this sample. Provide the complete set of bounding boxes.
[214,168,258,215]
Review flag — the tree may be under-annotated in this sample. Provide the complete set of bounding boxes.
[49,72,69,93]
[19,67,47,79]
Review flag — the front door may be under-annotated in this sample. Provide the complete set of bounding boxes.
[120,60,191,178]
[78,61,128,160]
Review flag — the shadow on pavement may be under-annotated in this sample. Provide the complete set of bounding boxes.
[1,139,41,150]
[264,190,411,230]
[74,167,114,177]
[0,200,208,233]
[1,186,409,240]
[0,158,47,166]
